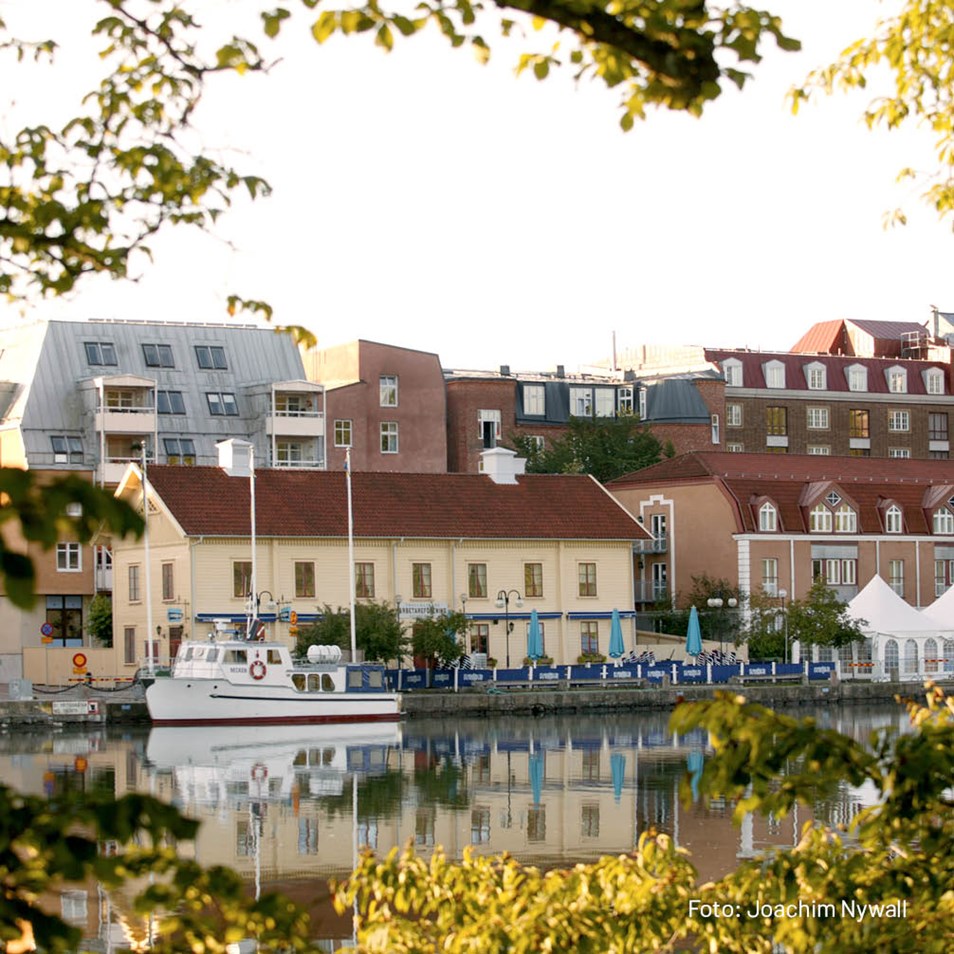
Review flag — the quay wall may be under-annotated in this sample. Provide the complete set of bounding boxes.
[0,679,949,726]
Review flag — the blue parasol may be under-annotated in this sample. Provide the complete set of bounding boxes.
[611,752,626,803]
[685,605,703,656]
[529,752,544,805]
[608,608,625,660]
[527,609,544,661]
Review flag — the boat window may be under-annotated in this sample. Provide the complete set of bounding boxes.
[307,673,320,692]
[293,750,307,766]
[321,674,335,692]
[182,648,193,661]
[206,648,219,662]
[367,670,383,689]
[224,649,247,664]
[291,673,305,691]
[267,650,283,665]
[347,670,363,689]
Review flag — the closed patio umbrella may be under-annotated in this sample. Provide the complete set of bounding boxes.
[608,609,625,661]
[527,609,544,661]
[686,605,703,657]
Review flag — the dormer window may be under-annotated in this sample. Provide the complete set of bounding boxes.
[763,360,785,389]
[759,502,778,532]
[826,491,842,508]
[722,359,742,387]
[834,504,857,533]
[884,504,903,533]
[924,368,945,395]
[804,362,826,390]
[847,365,868,392]
[886,366,907,393]
[934,507,954,535]
[810,504,833,533]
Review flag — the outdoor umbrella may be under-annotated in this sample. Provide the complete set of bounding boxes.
[685,605,703,656]
[608,608,625,661]
[529,752,545,805]
[611,752,626,804]
[527,609,544,661]
[687,750,704,801]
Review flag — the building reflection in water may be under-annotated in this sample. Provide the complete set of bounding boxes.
[0,704,910,949]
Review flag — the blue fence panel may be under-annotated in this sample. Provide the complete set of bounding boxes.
[495,667,531,683]
[401,670,430,690]
[644,666,670,683]
[385,671,400,691]
[569,665,604,682]
[607,666,640,682]
[711,664,741,684]
[743,663,773,677]
[531,666,564,684]
[776,663,803,678]
[430,669,455,689]
[809,662,836,680]
[680,664,707,684]
[458,669,493,686]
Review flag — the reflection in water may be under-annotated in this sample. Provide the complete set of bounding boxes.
[0,703,912,948]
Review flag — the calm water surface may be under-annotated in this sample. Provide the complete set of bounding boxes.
[0,702,911,949]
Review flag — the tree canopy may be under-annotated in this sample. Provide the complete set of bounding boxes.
[785,578,868,651]
[295,601,408,663]
[512,413,661,483]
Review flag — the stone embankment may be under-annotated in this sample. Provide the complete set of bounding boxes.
[0,678,947,726]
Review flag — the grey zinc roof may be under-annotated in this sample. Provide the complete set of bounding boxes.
[643,377,713,424]
[0,319,310,469]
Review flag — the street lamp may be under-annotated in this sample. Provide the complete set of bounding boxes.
[706,596,738,661]
[246,589,278,640]
[778,588,789,664]
[495,589,523,668]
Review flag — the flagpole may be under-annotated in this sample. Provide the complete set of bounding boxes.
[346,447,357,662]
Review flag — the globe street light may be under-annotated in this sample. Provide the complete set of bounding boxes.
[706,596,737,661]
[495,589,523,668]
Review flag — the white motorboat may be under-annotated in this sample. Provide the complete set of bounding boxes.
[144,639,402,725]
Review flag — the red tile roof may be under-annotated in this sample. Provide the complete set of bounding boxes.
[609,452,954,535]
[705,348,947,394]
[143,467,651,541]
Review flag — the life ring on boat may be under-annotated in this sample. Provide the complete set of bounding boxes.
[251,763,268,782]
[249,659,267,680]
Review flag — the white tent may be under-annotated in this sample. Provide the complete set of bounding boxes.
[917,584,954,631]
[846,576,952,679]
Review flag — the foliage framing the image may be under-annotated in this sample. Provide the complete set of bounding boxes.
[336,684,954,953]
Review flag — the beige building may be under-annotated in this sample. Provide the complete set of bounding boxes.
[57,448,650,681]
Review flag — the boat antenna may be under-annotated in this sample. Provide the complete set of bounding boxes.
[346,447,357,662]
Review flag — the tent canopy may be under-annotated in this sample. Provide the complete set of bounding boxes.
[847,576,940,636]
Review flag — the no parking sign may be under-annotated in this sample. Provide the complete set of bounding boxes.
[72,652,87,675]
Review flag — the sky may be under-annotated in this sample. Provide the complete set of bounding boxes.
[2,0,952,372]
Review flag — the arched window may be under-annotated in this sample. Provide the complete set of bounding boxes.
[884,639,899,672]
[933,508,954,534]
[944,639,954,673]
[903,639,919,674]
[759,502,777,532]
[884,505,903,533]
[809,504,832,532]
[722,359,743,387]
[886,366,907,393]
[834,504,857,533]
[925,637,939,674]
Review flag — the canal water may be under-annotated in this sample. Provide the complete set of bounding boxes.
[0,701,912,950]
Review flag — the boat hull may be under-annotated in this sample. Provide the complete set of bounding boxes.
[145,676,401,726]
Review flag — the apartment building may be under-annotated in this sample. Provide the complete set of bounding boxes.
[608,451,954,611]
[0,318,323,679]
[302,340,447,473]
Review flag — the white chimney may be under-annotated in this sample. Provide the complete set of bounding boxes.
[217,438,254,477]
[480,446,526,484]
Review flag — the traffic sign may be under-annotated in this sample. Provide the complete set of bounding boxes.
[289,625,299,637]
[167,607,184,622]
[72,652,87,669]
[40,622,53,637]
[278,606,291,623]
[289,610,298,625]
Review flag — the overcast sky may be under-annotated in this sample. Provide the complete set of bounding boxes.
[2,0,950,372]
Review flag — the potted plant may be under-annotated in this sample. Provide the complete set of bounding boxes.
[577,652,607,665]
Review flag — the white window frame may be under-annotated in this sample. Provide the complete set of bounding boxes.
[888,447,912,459]
[834,504,857,533]
[56,543,81,572]
[759,502,777,532]
[888,559,904,597]
[722,359,742,387]
[886,366,907,394]
[809,504,832,533]
[569,386,593,417]
[380,421,399,454]
[888,410,910,432]
[846,364,868,392]
[924,368,945,395]
[617,386,634,414]
[638,387,647,420]
[807,407,829,430]
[711,414,720,444]
[379,375,398,407]
[595,389,615,418]
[726,403,742,427]
[885,504,903,533]
[807,445,831,455]
[933,508,954,534]
[523,385,545,416]
[762,558,779,596]
[763,360,786,389]
[805,363,827,390]
[726,442,744,452]
[334,419,352,447]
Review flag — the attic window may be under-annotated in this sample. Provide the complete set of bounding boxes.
[885,504,903,533]
[758,502,777,532]
[825,491,842,508]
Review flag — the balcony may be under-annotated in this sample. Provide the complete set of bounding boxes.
[99,455,155,486]
[267,409,325,438]
[634,580,668,605]
[633,536,668,554]
[95,406,157,435]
